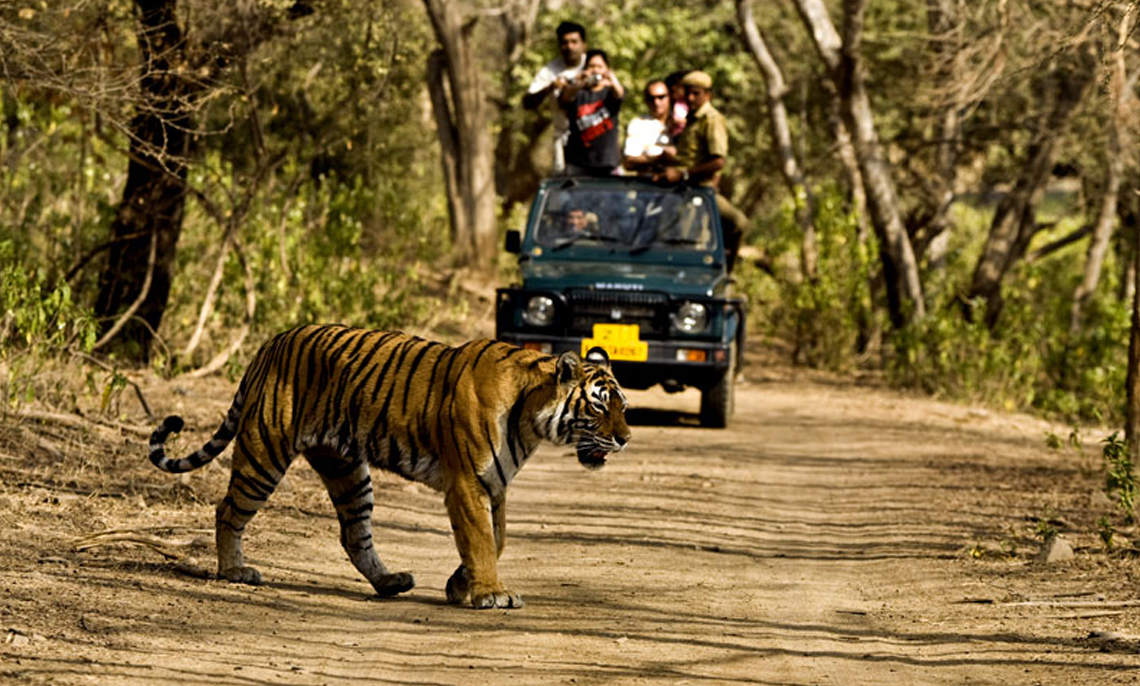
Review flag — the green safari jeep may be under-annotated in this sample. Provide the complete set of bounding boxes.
[496,176,745,427]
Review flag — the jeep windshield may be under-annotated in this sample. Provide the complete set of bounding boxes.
[532,182,719,254]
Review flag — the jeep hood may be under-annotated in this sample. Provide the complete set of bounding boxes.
[521,260,727,297]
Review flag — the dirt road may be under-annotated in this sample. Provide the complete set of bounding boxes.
[2,361,1139,685]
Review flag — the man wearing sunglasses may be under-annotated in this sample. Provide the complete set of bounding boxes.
[621,80,674,176]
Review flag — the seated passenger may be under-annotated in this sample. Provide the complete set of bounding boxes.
[621,80,673,176]
[664,70,690,138]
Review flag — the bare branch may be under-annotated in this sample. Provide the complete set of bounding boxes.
[736,0,817,279]
[70,350,155,420]
[91,229,156,351]
[180,236,256,379]
[181,221,237,359]
[63,231,150,283]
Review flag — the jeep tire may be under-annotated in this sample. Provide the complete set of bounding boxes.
[699,342,736,428]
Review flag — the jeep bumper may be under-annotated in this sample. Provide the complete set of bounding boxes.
[496,332,732,391]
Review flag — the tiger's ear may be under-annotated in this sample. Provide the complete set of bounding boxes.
[556,351,584,385]
[584,346,610,369]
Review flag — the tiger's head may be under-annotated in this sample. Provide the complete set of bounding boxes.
[550,347,631,470]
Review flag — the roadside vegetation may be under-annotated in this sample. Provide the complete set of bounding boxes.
[2,1,1137,441]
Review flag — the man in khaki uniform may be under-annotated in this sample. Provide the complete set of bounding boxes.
[654,70,749,270]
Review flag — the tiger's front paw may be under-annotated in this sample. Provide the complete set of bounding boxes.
[219,565,263,586]
[445,565,470,605]
[471,588,524,610]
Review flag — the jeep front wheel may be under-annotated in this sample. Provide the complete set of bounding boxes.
[699,343,735,428]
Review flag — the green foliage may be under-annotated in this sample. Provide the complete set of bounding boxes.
[1069,427,1084,451]
[147,2,449,369]
[884,197,1128,423]
[99,369,129,416]
[966,538,1018,560]
[1097,514,1116,550]
[1102,432,1136,525]
[787,199,876,369]
[0,240,97,406]
[244,174,438,332]
[1,0,1133,434]
[1032,510,1059,542]
[888,296,1044,405]
[741,185,876,369]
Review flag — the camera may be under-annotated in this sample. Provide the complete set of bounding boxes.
[588,73,603,85]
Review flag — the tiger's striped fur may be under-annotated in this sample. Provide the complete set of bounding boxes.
[148,324,630,609]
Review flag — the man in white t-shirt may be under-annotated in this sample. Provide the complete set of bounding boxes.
[523,22,589,174]
[621,79,673,176]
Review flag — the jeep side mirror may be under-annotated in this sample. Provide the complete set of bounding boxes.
[505,230,521,254]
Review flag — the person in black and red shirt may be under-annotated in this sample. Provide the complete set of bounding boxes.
[559,49,625,177]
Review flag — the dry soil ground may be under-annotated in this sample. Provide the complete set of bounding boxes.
[1,346,1139,685]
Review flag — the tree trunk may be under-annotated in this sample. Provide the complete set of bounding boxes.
[966,55,1092,328]
[491,0,544,215]
[1070,7,1135,334]
[426,50,463,252]
[922,0,962,275]
[1069,128,1122,333]
[736,0,818,281]
[94,0,193,360]
[792,0,925,327]
[421,0,498,270]
[1120,179,1140,305]
[832,106,870,243]
[1127,218,1140,466]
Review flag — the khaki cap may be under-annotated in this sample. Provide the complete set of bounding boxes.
[681,70,713,89]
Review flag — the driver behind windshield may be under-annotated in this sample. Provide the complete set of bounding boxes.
[537,189,715,251]
[541,205,596,244]
[565,208,591,235]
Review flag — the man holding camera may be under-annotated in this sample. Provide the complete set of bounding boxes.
[523,21,589,175]
[558,49,625,177]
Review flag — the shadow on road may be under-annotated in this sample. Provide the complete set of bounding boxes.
[624,406,703,428]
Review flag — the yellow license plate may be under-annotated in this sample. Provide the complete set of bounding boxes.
[581,323,648,362]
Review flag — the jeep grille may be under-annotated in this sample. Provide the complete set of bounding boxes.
[567,290,669,338]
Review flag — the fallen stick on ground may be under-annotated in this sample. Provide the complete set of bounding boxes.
[13,408,152,437]
[72,529,212,559]
[1003,599,1140,607]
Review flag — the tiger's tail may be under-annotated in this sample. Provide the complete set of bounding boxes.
[149,390,245,474]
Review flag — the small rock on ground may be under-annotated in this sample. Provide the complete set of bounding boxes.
[1036,536,1075,564]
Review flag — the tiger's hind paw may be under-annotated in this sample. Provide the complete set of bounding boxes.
[471,589,524,610]
[445,565,470,605]
[219,565,263,586]
[371,572,415,598]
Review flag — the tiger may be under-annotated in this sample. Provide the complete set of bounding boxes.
[148,324,630,609]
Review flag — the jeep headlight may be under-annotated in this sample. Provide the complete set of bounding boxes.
[522,295,556,326]
[672,302,708,333]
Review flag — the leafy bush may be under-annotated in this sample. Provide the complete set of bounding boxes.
[887,296,1045,406]
[740,185,877,370]
[887,205,1127,424]
[164,161,450,377]
[0,240,98,406]
[737,182,1126,426]
[1102,432,1136,524]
